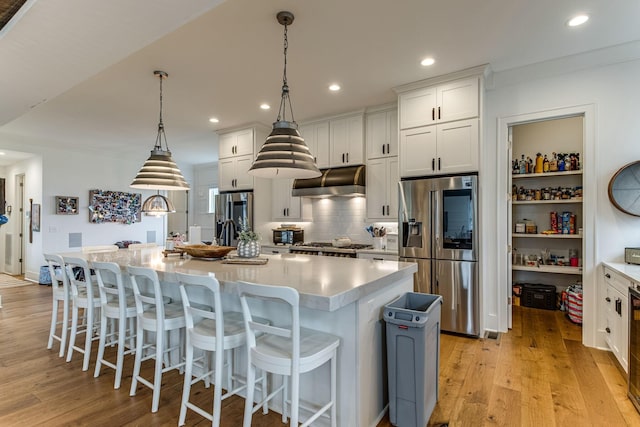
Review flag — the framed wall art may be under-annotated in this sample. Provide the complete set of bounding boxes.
[56,196,79,215]
[88,189,141,224]
[31,203,41,232]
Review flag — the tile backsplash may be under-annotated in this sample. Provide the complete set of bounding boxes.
[266,197,397,244]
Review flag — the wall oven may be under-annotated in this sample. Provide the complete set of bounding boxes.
[629,285,640,412]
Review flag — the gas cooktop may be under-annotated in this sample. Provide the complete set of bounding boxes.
[294,242,373,250]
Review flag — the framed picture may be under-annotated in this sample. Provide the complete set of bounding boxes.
[56,196,79,215]
[31,203,41,232]
[88,189,142,224]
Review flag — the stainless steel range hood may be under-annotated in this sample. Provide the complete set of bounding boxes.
[292,165,365,197]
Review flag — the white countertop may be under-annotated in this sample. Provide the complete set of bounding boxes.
[603,261,640,283]
[67,248,417,312]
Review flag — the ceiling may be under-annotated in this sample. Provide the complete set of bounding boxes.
[1,0,639,167]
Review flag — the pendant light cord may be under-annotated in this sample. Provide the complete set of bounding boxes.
[154,72,170,152]
[277,20,295,124]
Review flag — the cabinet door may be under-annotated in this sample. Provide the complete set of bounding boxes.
[437,77,478,123]
[300,122,330,169]
[234,128,255,156]
[330,115,364,166]
[271,178,302,220]
[219,133,237,159]
[399,126,437,178]
[387,157,399,219]
[234,155,254,190]
[366,110,398,159]
[399,87,437,130]
[436,118,478,175]
[366,158,387,219]
[218,158,236,191]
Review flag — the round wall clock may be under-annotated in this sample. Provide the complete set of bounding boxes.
[609,160,640,217]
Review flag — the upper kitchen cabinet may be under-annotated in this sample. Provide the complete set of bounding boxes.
[271,178,311,222]
[399,119,478,177]
[330,113,364,167]
[298,121,330,169]
[219,127,254,159]
[217,125,269,191]
[366,107,398,159]
[398,76,478,130]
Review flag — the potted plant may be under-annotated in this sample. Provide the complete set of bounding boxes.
[237,217,261,258]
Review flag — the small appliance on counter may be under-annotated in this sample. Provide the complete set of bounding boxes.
[273,225,304,245]
[626,247,640,265]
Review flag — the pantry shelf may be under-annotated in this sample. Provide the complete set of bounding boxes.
[512,265,582,275]
[512,170,583,179]
[512,199,582,205]
[512,233,582,239]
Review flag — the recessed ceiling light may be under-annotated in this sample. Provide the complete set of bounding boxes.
[0,152,5,155]
[567,14,589,27]
[260,103,271,110]
[420,57,435,66]
[209,117,219,123]
[329,84,341,92]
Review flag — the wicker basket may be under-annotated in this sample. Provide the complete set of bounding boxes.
[176,244,235,258]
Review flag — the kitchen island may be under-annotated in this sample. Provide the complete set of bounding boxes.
[69,248,417,427]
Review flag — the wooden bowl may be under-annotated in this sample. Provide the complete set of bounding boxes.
[176,244,235,259]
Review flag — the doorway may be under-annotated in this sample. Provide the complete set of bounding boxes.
[497,104,596,347]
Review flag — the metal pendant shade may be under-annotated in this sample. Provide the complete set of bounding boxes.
[248,11,321,179]
[142,192,175,215]
[130,70,190,191]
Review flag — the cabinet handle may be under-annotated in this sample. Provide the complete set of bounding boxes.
[432,158,435,171]
[438,157,441,170]
[283,208,286,217]
[605,297,611,302]
[387,143,390,154]
[432,107,435,121]
[616,299,622,316]
[342,153,345,163]
[606,327,611,334]
[346,152,349,163]
[438,106,441,120]
[382,144,386,155]
[387,205,390,215]
[382,206,385,216]
[605,273,611,279]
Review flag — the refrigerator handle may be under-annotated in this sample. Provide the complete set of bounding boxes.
[398,181,409,222]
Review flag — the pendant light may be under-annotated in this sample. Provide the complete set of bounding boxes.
[130,70,190,191]
[248,11,321,179]
[142,191,176,216]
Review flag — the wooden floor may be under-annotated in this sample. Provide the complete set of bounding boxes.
[0,284,638,426]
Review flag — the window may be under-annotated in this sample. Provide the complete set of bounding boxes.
[208,187,219,214]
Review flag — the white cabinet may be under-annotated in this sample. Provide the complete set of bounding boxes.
[217,125,268,192]
[218,154,254,191]
[299,122,330,169]
[330,114,364,167]
[603,266,629,372]
[366,157,398,220]
[219,128,254,159]
[399,77,478,130]
[271,178,310,221]
[399,119,478,178]
[366,109,397,159]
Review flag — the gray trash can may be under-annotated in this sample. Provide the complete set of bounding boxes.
[384,292,442,427]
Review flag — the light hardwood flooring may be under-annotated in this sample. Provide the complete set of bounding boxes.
[0,284,638,426]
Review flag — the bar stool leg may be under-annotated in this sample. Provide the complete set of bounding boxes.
[243,363,256,427]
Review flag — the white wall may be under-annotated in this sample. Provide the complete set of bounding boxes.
[483,50,640,346]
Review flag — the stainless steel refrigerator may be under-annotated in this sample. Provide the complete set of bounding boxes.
[214,191,253,247]
[399,174,479,336]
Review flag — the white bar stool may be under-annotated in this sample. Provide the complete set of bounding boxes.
[64,256,102,371]
[127,265,186,413]
[92,261,137,389]
[44,253,72,357]
[175,272,269,427]
[237,281,340,427]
